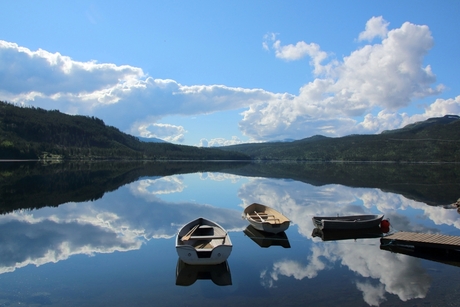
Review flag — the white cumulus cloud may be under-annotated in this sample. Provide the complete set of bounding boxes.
[1,15,458,144]
[198,136,246,147]
[135,121,187,143]
[245,17,450,140]
[358,16,390,41]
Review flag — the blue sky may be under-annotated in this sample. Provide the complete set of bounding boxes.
[1,1,459,146]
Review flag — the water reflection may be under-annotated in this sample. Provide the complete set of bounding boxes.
[0,215,140,274]
[380,244,460,268]
[0,183,248,274]
[175,259,232,286]
[239,177,460,239]
[243,225,291,248]
[0,162,459,306]
[262,237,432,305]
[311,227,384,241]
[131,176,185,198]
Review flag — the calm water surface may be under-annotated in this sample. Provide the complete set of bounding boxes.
[1,163,460,306]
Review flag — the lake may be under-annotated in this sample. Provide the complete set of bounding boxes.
[1,161,460,306]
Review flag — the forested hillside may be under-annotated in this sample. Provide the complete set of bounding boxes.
[0,101,249,160]
[221,115,460,162]
[1,100,459,162]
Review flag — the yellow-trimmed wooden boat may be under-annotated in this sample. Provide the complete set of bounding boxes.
[243,203,290,234]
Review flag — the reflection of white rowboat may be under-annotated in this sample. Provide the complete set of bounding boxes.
[176,217,232,265]
[175,258,232,286]
[312,214,384,230]
[243,203,290,234]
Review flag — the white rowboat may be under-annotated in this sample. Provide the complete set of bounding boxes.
[176,217,232,265]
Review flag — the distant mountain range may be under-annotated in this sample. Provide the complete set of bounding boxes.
[382,114,460,134]
[0,100,458,161]
[220,115,460,162]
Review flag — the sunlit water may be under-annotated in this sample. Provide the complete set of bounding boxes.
[1,170,460,306]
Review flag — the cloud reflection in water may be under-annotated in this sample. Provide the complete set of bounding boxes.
[0,172,458,306]
[0,174,247,274]
[239,177,456,305]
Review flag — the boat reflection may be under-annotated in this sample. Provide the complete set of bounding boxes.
[243,225,291,248]
[312,226,384,242]
[175,259,232,286]
[380,243,460,268]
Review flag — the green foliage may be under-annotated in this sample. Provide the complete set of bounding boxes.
[1,99,458,162]
[0,140,13,147]
[0,101,249,161]
[221,116,460,162]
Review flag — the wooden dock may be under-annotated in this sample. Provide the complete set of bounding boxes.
[381,231,460,250]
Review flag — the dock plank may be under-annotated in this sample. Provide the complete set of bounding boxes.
[381,231,460,250]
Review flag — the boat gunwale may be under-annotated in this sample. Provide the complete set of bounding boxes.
[176,217,232,248]
[175,217,233,265]
[243,203,290,225]
[312,214,384,230]
[312,214,383,222]
[243,203,291,234]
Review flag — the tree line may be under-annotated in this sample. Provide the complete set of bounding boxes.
[1,100,459,162]
[0,101,249,161]
[220,115,460,162]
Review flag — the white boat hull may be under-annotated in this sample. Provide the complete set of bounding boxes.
[176,217,232,265]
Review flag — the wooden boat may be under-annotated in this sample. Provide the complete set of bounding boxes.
[243,203,290,234]
[243,225,291,248]
[312,214,384,230]
[176,217,232,265]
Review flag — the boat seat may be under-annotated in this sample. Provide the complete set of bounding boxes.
[248,214,274,217]
[188,235,226,240]
[247,214,281,223]
[198,225,213,229]
[248,214,277,219]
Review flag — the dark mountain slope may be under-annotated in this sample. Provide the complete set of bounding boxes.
[0,101,249,160]
[221,115,460,162]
